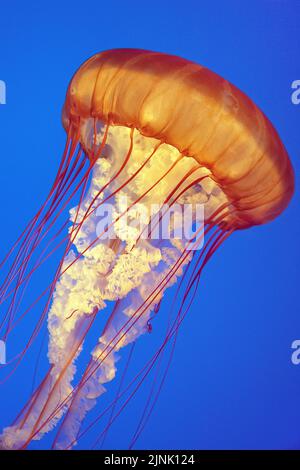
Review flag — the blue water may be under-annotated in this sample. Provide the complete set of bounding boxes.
[0,0,299,450]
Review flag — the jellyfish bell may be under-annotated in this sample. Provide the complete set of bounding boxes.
[64,48,294,228]
[0,49,294,450]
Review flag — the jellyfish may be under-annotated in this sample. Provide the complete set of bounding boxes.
[0,49,294,450]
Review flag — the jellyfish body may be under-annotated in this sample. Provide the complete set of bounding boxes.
[0,49,294,450]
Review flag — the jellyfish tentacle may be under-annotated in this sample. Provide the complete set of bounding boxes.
[51,237,190,449]
[0,159,92,378]
[88,230,223,449]
[52,226,227,449]
[0,132,79,296]
[0,147,86,307]
[0,126,73,272]
[53,215,230,449]
[1,150,86,338]
[0,146,88,348]
[99,342,136,449]
[51,194,210,449]
[1,124,233,450]
[0,125,112,353]
[128,225,233,448]
[28,127,225,444]
[0,311,97,449]
[5,129,183,341]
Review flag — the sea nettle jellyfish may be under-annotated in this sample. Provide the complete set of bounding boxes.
[0,49,294,449]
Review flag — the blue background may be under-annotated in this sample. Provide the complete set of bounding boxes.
[0,0,299,450]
